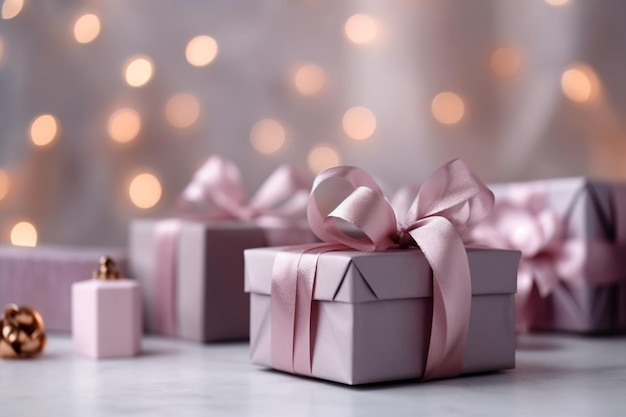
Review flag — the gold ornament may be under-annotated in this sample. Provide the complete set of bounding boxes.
[92,256,121,280]
[0,304,46,359]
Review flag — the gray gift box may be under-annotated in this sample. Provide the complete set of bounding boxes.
[245,246,520,385]
[490,178,626,333]
[0,246,127,333]
[129,219,316,342]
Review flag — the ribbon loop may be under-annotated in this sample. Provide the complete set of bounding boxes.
[248,165,311,221]
[307,167,397,251]
[179,156,246,220]
[405,159,494,231]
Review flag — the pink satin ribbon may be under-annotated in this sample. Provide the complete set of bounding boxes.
[465,183,626,332]
[153,156,311,335]
[270,159,494,380]
[154,219,180,336]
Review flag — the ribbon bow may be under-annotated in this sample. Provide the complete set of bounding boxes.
[271,159,494,380]
[177,156,310,225]
[465,184,626,332]
[464,195,573,331]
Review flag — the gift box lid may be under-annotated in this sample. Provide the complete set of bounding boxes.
[244,247,520,303]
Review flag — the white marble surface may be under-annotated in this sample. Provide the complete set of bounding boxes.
[1,335,625,416]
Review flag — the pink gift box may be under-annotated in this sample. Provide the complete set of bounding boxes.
[0,246,127,333]
[72,280,142,358]
[129,219,316,342]
[489,178,626,333]
[245,246,519,385]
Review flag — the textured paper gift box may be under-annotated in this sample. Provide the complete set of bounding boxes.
[245,246,520,385]
[129,219,316,342]
[490,178,626,333]
[0,246,127,333]
[72,280,141,358]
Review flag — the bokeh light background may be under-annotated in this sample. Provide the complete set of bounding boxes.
[1,0,626,246]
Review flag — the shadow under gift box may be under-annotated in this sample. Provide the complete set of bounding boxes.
[490,178,626,333]
[0,246,127,333]
[129,220,317,342]
[245,246,520,385]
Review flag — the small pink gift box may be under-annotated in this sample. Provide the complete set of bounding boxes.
[0,246,127,333]
[72,279,141,358]
[245,246,519,385]
[470,178,626,333]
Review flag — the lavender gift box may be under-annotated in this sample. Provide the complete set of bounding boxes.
[0,246,127,333]
[486,178,626,333]
[129,220,316,342]
[245,246,519,385]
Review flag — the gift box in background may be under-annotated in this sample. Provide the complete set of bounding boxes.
[0,246,127,333]
[245,246,520,385]
[468,178,626,333]
[128,156,317,342]
[129,220,316,342]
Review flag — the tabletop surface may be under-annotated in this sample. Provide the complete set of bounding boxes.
[0,334,625,417]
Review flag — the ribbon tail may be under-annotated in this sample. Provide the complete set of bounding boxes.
[408,217,471,380]
[248,165,310,220]
[270,243,345,375]
[293,245,345,375]
[271,248,307,373]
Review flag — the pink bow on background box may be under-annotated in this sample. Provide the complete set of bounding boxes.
[176,156,311,225]
[246,159,520,384]
[466,179,626,333]
[129,156,317,342]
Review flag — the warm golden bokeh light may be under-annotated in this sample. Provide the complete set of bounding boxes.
[124,56,153,87]
[185,35,218,67]
[73,13,101,44]
[0,169,9,201]
[307,145,341,174]
[10,221,37,247]
[165,93,201,128]
[545,0,569,6]
[294,64,326,96]
[490,47,521,78]
[1,0,23,20]
[344,14,379,45]
[30,114,59,146]
[561,64,600,103]
[129,173,162,209]
[250,119,286,154]
[431,92,465,125]
[108,108,141,143]
[342,106,377,140]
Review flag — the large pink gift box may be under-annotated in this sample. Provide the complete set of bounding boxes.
[480,178,626,333]
[129,220,316,342]
[245,246,519,385]
[0,246,127,333]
